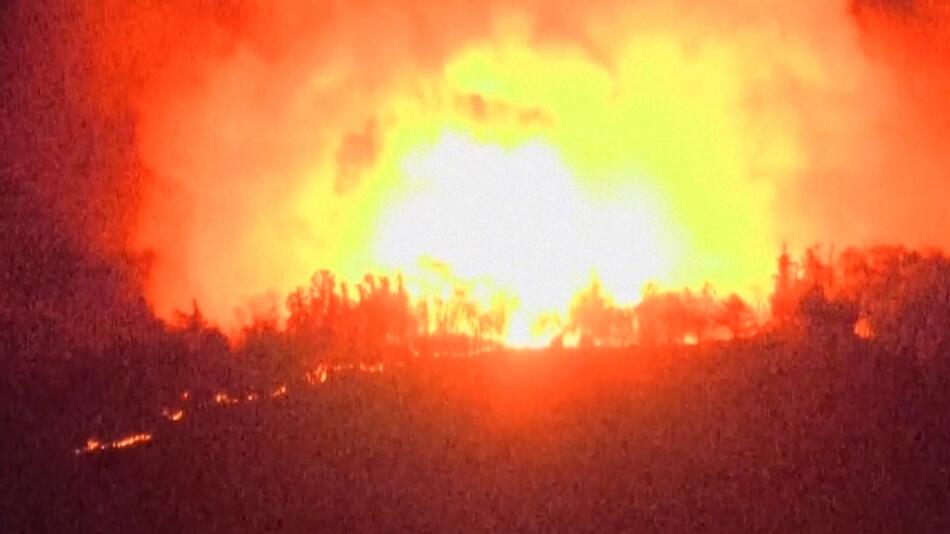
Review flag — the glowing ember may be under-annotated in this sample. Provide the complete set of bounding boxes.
[162,408,185,422]
[214,393,238,405]
[306,365,331,385]
[358,363,385,373]
[74,433,153,456]
[74,362,397,457]
[854,317,875,340]
[77,438,104,455]
[112,433,152,449]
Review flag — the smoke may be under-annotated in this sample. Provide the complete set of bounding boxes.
[1,0,162,357]
[828,0,950,248]
[20,0,948,333]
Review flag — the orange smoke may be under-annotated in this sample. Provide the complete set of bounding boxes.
[81,0,950,344]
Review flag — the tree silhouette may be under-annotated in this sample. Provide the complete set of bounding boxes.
[717,294,754,340]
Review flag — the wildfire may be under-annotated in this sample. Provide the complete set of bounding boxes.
[73,363,394,457]
[99,0,949,346]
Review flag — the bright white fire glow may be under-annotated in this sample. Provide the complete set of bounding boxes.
[373,133,681,345]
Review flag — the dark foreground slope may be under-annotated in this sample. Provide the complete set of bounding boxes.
[6,339,950,533]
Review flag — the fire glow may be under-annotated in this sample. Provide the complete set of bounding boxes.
[101,0,950,346]
[74,364,387,456]
[74,433,153,456]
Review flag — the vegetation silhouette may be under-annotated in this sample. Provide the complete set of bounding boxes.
[6,245,950,531]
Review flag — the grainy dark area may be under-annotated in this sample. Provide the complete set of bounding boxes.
[5,341,950,533]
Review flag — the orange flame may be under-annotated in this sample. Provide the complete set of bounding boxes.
[162,408,185,422]
[106,0,950,345]
[75,433,153,455]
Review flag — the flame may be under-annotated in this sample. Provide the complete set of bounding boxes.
[115,0,949,345]
[214,393,239,405]
[373,133,678,345]
[162,407,185,422]
[854,317,875,340]
[306,366,330,385]
[77,438,104,455]
[112,433,153,449]
[75,433,153,455]
[73,362,399,457]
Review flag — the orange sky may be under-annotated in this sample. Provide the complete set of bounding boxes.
[74,0,950,344]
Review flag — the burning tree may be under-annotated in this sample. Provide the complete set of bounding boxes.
[716,294,755,340]
[566,281,635,348]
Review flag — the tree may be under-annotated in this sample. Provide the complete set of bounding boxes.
[567,281,634,347]
[718,294,754,340]
[770,244,800,325]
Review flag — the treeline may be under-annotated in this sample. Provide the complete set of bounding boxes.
[191,244,950,378]
[769,245,950,360]
[139,271,512,396]
[282,270,508,361]
[562,244,950,357]
[13,244,950,443]
[249,268,761,357]
[561,282,756,348]
[8,245,950,531]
